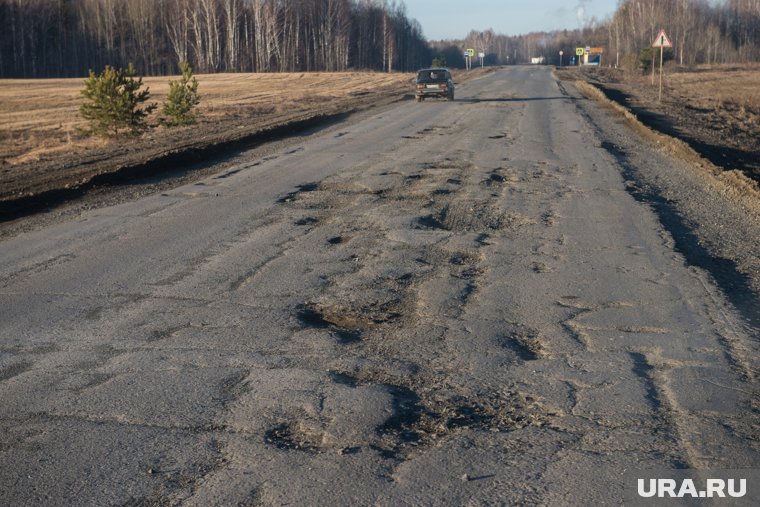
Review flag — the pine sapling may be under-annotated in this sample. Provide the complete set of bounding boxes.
[162,61,200,126]
[79,64,157,137]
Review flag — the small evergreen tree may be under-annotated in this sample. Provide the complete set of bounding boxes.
[432,55,447,67]
[639,47,674,73]
[80,64,157,137]
[162,61,200,126]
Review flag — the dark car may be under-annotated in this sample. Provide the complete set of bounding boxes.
[415,68,454,102]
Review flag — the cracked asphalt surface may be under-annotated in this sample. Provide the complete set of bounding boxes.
[1,67,759,505]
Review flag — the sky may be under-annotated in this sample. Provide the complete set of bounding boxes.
[404,0,620,40]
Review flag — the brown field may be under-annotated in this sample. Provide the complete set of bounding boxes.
[667,64,760,111]
[559,63,760,186]
[578,63,760,108]
[659,65,760,138]
[0,72,414,166]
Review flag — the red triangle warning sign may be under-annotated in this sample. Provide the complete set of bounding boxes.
[652,30,672,48]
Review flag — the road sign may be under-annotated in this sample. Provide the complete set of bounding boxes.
[464,48,474,71]
[585,46,590,55]
[575,48,584,56]
[651,29,671,102]
[652,29,672,48]
[478,52,485,58]
[559,50,564,56]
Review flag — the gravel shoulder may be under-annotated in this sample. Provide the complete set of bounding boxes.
[557,68,760,327]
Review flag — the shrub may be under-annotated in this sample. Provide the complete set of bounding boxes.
[639,47,674,73]
[620,53,640,75]
[162,61,200,126]
[80,64,156,137]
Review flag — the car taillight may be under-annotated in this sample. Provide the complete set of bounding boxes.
[416,84,424,90]
[439,83,447,89]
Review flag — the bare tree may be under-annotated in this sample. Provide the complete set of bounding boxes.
[0,0,439,94]
[165,0,191,66]
[220,0,241,70]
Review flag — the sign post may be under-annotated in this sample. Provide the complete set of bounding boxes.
[465,48,475,71]
[651,29,672,102]
[559,50,564,67]
[575,47,584,66]
[478,52,485,68]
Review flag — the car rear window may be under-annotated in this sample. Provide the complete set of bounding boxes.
[417,71,446,82]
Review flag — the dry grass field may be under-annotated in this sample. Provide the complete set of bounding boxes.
[560,63,760,187]
[663,65,760,138]
[0,72,413,167]
[666,64,760,111]
[572,63,760,115]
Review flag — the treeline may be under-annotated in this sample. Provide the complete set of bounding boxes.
[0,0,431,78]
[434,0,760,68]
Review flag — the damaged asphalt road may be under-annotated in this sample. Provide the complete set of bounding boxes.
[1,67,758,505]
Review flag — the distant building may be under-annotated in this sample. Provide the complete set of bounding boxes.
[582,48,604,66]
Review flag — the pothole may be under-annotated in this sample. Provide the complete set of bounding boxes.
[498,326,545,361]
[296,300,404,343]
[418,201,513,232]
[264,423,320,453]
[329,371,546,461]
[277,182,320,203]
[375,387,545,460]
[327,235,350,245]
